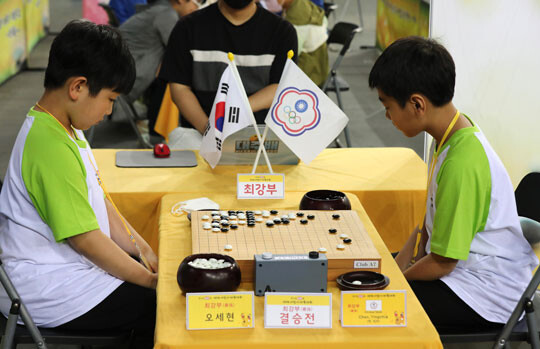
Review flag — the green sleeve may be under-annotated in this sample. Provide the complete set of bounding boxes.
[430,145,491,260]
[22,125,100,242]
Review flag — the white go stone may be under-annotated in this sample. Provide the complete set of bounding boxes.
[238,220,246,225]
[266,220,274,225]
[211,222,220,227]
[352,280,363,285]
[188,258,233,269]
[288,213,296,219]
[229,215,237,220]
[211,211,219,216]
[224,244,233,251]
[201,215,210,220]
[229,220,238,225]
[212,215,220,220]
[203,223,211,230]
[254,210,262,215]
[237,213,247,219]
[281,215,289,219]
[255,217,263,222]
[339,234,348,239]
[212,228,221,232]
[318,247,327,253]
[220,211,228,216]
[262,210,270,217]
[220,219,229,224]
[336,244,345,250]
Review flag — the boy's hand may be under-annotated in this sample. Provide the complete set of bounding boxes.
[144,249,159,273]
[147,272,158,289]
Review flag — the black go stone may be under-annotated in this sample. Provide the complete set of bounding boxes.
[230,224,238,229]
[296,212,304,217]
[236,210,244,214]
[332,214,340,219]
[246,211,254,214]
[270,210,278,215]
[307,214,315,220]
[329,228,337,234]
[343,238,352,244]
[266,222,274,227]
[221,227,229,232]
[300,219,308,224]
[248,222,256,227]
[273,218,282,224]
[212,220,220,224]
[221,222,229,227]
[281,219,290,224]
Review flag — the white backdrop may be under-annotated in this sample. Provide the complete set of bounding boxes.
[427,0,540,187]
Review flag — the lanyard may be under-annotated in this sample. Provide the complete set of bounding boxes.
[34,103,151,271]
[412,109,460,260]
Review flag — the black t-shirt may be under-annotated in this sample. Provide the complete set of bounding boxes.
[159,3,298,125]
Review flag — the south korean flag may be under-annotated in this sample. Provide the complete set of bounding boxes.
[200,65,252,168]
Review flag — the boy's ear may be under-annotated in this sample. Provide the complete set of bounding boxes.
[409,94,426,115]
[67,77,88,101]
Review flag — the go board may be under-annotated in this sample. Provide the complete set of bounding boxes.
[191,210,381,281]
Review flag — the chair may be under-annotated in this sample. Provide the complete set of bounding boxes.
[440,217,540,348]
[515,172,540,223]
[98,3,120,27]
[0,259,132,348]
[323,2,338,20]
[86,95,152,149]
[321,22,362,147]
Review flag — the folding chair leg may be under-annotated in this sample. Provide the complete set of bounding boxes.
[333,80,350,147]
[525,299,540,349]
[0,265,47,349]
[117,98,152,149]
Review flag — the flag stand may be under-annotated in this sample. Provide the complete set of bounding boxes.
[228,52,274,174]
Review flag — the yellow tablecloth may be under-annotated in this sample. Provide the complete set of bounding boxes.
[94,147,427,252]
[155,192,442,349]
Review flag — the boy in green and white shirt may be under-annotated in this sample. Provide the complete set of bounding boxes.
[369,36,538,332]
[0,20,157,348]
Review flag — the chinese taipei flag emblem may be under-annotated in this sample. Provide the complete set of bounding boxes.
[265,59,349,164]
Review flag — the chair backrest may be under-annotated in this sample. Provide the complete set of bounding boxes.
[99,3,120,27]
[326,22,361,56]
[515,172,540,223]
[323,2,338,18]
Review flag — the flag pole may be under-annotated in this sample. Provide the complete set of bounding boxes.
[251,50,295,173]
[227,52,274,174]
[251,126,269,173]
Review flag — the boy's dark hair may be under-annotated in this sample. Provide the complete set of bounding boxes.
[44,20,135,96]
[368,36,455,107]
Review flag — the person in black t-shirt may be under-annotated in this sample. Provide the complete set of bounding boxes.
[159,0,298,133]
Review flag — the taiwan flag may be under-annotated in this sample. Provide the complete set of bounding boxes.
[200,65,252,168]
[265,59,348,164]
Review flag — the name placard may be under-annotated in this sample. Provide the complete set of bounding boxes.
[341,290,407,327]
[186,292,255,330]
[264,293,332,328]
[237,173,285,199]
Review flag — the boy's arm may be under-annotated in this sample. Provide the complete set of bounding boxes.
[403,252,458,280]
[68,229,157,289]
[394,221,427,271]
[170,82,209,134]
[105,198,158,273]
[248,84,278,113]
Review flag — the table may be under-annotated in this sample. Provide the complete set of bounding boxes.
[94,148,427,253]
[155,192,442,348]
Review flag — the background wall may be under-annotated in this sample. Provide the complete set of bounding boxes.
[429,0,540,187]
